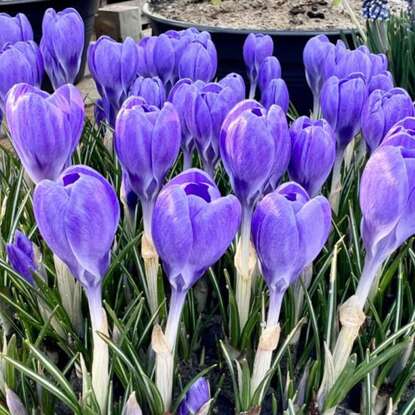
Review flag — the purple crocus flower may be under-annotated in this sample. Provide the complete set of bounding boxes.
[6,230,38,285]
[219,72,246,102]
[258,56,282,93]
[252,182,331,324]
[178,36,218,83]
[129,76,166,108]
[168,78,200,169]
[88,36,138,127]
[5,387,27,415]
[115,96,181,233]
[0,41,43,109]
[303,34,334,111]
[0,13,33,49]
[40,8,84,89]
[361,88,414,152]
[189,82,239,176]
[334,46,372,81]
[368,70,394,94]
[261,78,289,112]
[178,378,211,415]
[243,33,274,98]
[6,83,84,184]
[289,116,336,196]
[323,39,347,81]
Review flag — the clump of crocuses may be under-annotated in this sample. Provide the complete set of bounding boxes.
[151,169,240,411]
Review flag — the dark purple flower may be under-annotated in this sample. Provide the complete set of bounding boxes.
[40,8,84,89]
[152,168,241,291]
[6,230,38,285]
[368,70,394,94]
[178,378,211,415]
[261,78,289,112]
[0,13,33,49]
[252,182,331,322]
[0,41,43,109]
[289,116,336,196]
[320,72,368,151]
[258,56,282,93]
[334,46,372,81]
[219,72,246,102]
[6,83,84,183]
[220,100,275,209]
[361,88,414,152]
[129,76,166,108]
[323,39,347,81]
[88,36,138,126]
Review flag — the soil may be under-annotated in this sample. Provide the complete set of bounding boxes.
[148,0,407,32]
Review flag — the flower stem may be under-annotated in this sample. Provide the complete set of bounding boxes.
[183,149,193,170]
[329,148,345,215]
[251,288,284,396]
[249,80,257,99]
[153,288,187,411]
[86,284,109,415]
[235,206,254,330]
[312,95,320,119]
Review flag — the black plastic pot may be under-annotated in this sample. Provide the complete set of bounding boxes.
[143,3,353,115]
[0,0,98,83]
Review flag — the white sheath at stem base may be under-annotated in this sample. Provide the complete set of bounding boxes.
[329,149,344,216]
[251,324,281,395]
[53,255,83,335]
[141,233,159,317]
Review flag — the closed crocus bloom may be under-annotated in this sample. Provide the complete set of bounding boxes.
[265,104,291,192]
[370,52,388,77]
[178,38,217,83]
[0,13,33,49]
[334,46,372,81]
[115,97,181,217]
[303,35,334,103]
[289,116,336,196]
[219,72,246,102]
[323,39,347,80]
[258,56,282,92]
[261,78,289,112]
[190,82,239,176]
[5,387,27,415]
[361,88,414,152]
[88,36,138,126]
[0,41,43,109]
[40,8,84,89]
[243,32,273,98]
[6,83,84,183]
[152,169,240,409]
[321,72,367,151]
[129,76,166,108]
[251,182,331,393]
[368,70,394,94]
[6,230,39,285]
[178,378,211,415]
[168,78,200,168]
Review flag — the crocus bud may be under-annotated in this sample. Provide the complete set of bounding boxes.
[33,165,120,291]
[219,72,246,102]
[0,41,43,109]
[88,36,138,126]
[265,104,291,192]
[168,78,199,167]
[258,56,282,92]
[288,116,336,196]
[178,37,217,83]
[243,33,273,90]
[321,73,367,151]
[123,392,143,415]
[6,83,84,183]
[40,8,84,89]
[361,88,414,152]
[6,386,27,415]
[369,51,388,77]
[252,182,331,318]
[261,78,289,112]
[6,230,38,285]
[178,377,211,415]
[152,168,241,291]
[334,46,372,81]
[303,34,334,99]
[189,82,239,176]
[323,39,347,80]
[115,97,181,218]
[220,100,275,209]
[129,76,166,108]
[368,70,394,94]
[0,13,33,49]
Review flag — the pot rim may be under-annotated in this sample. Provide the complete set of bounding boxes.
[0,0,49,5]
[142,2,355,36]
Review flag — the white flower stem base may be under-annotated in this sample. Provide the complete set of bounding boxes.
[329,148,344,216]
[53,255,83,335]
[141,233,159,317]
